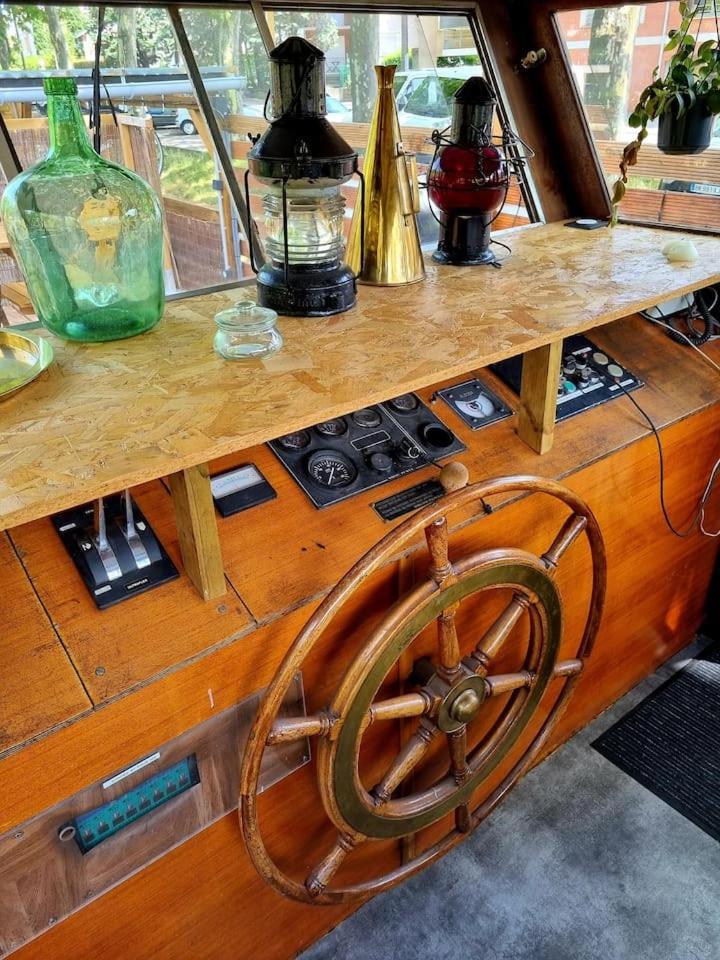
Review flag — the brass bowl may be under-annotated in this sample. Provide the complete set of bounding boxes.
[0,329,54,399]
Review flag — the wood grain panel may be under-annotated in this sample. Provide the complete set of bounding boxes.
[8,399,720,960]
[0,534,91,753]
[8,482,252,705]
[3,222,720,531]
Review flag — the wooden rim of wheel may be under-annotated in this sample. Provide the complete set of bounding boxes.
[239,474,606,905]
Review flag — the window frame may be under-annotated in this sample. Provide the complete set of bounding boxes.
[0,0,543,303]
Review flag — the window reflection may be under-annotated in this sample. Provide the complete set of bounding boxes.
[557,4,720,230]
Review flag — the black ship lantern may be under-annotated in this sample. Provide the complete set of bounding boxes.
[244,37,364,316]
[427,76,532,266]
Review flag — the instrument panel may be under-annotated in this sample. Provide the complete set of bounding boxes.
[269,393,466,508]
[491,334,643,422]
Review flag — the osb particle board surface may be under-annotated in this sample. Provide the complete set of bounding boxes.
[2,221,720,531]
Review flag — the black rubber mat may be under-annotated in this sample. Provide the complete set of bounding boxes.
[593,641,720,841]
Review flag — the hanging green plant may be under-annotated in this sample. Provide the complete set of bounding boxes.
[611,0,720,224]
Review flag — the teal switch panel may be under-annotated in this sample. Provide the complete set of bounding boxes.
[69,755,200,854]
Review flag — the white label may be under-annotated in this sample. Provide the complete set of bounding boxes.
[102,752,161,790]
[211,465,263,499]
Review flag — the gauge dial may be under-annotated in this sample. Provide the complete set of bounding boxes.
[315,418,348,437]
[307,450,357,488]
[455,391,496,419]
[352,407,382,428]
[278,430,311,451]
[388,393,419,413]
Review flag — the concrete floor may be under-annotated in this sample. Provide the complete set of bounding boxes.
[301,639,720,960]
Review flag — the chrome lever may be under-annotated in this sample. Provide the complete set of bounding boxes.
[93,497,122,582]
[120,490,151,570]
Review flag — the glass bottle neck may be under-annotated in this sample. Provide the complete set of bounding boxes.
[47,93,97,160]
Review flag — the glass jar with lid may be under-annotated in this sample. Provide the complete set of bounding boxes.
[213,300,283,360]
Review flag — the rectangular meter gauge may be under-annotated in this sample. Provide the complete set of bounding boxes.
[67,755,200,854]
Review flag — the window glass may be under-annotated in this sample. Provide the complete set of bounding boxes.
[557,4,720,231]
[0,3,260,319]
[269,12,533,247]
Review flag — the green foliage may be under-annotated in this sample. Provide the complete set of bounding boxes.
[437,55,481,67]
[629,0,720,134]
[160,146,217,205]
[613,0,720,224]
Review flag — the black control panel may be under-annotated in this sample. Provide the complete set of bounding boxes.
[53,493,178,609]
[491,334,643,422]
[269,393,465,508]
[437,378,512,430]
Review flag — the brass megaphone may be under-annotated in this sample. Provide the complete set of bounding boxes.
[346,65,425,286]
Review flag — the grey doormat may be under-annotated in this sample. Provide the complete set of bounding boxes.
[593,641,720,842]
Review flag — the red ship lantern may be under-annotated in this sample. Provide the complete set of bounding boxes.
[427,76,532,266]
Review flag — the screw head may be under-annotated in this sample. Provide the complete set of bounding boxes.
[95,666,106,676]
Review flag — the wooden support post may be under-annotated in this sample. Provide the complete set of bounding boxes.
[517,340,562,455]
[168,464,227,601]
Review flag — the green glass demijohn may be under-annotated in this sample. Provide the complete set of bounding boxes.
[1,77,164,341]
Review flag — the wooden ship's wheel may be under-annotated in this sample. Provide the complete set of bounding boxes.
[240,466,606,904]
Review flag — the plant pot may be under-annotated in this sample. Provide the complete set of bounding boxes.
[657,100,714,155]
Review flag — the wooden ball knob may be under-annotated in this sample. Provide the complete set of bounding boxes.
[438,461,469,493]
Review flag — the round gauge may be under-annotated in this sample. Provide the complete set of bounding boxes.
[607,363,624,379]
[388,394,419,414]
[352,407,382,428]
[593,351,609,366]
[315,418,347,438]
[278,429,311,451]
[307,450,357,488]
[455,391,496,420]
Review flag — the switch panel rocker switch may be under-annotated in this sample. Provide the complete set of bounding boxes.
[53,493,178,610]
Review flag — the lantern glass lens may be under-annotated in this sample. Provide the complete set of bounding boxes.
[263,186,346,266]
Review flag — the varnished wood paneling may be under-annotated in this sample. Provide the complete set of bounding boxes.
[8,482,252,705]
[2,317,719,959]
[0,534,91,752]
[3,223,720,531]
[8,399,720,960]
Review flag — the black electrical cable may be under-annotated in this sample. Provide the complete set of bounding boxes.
[617,379,720,538]
[90,6,105,154]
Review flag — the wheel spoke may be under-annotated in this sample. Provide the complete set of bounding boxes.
[363,691,434,729]
[542,514,587,574]
[468,593,531,671]
[455,802,472,834]
[425,517,453,585]
[437,604,462,679]
[447,727,469,785]
[553,658,583,678]
[267,712,336,745]
[305,832,359,898]
[485,670,535,697]
[372,719,439,804]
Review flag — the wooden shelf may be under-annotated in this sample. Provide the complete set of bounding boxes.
[2,222,720,534]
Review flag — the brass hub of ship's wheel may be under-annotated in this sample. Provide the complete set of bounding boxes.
[240,471,606,905]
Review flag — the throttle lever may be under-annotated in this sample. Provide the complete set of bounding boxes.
[119,490,151,570]
[93,497,122,582]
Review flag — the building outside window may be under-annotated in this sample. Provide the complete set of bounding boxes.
[557,2,719,231]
